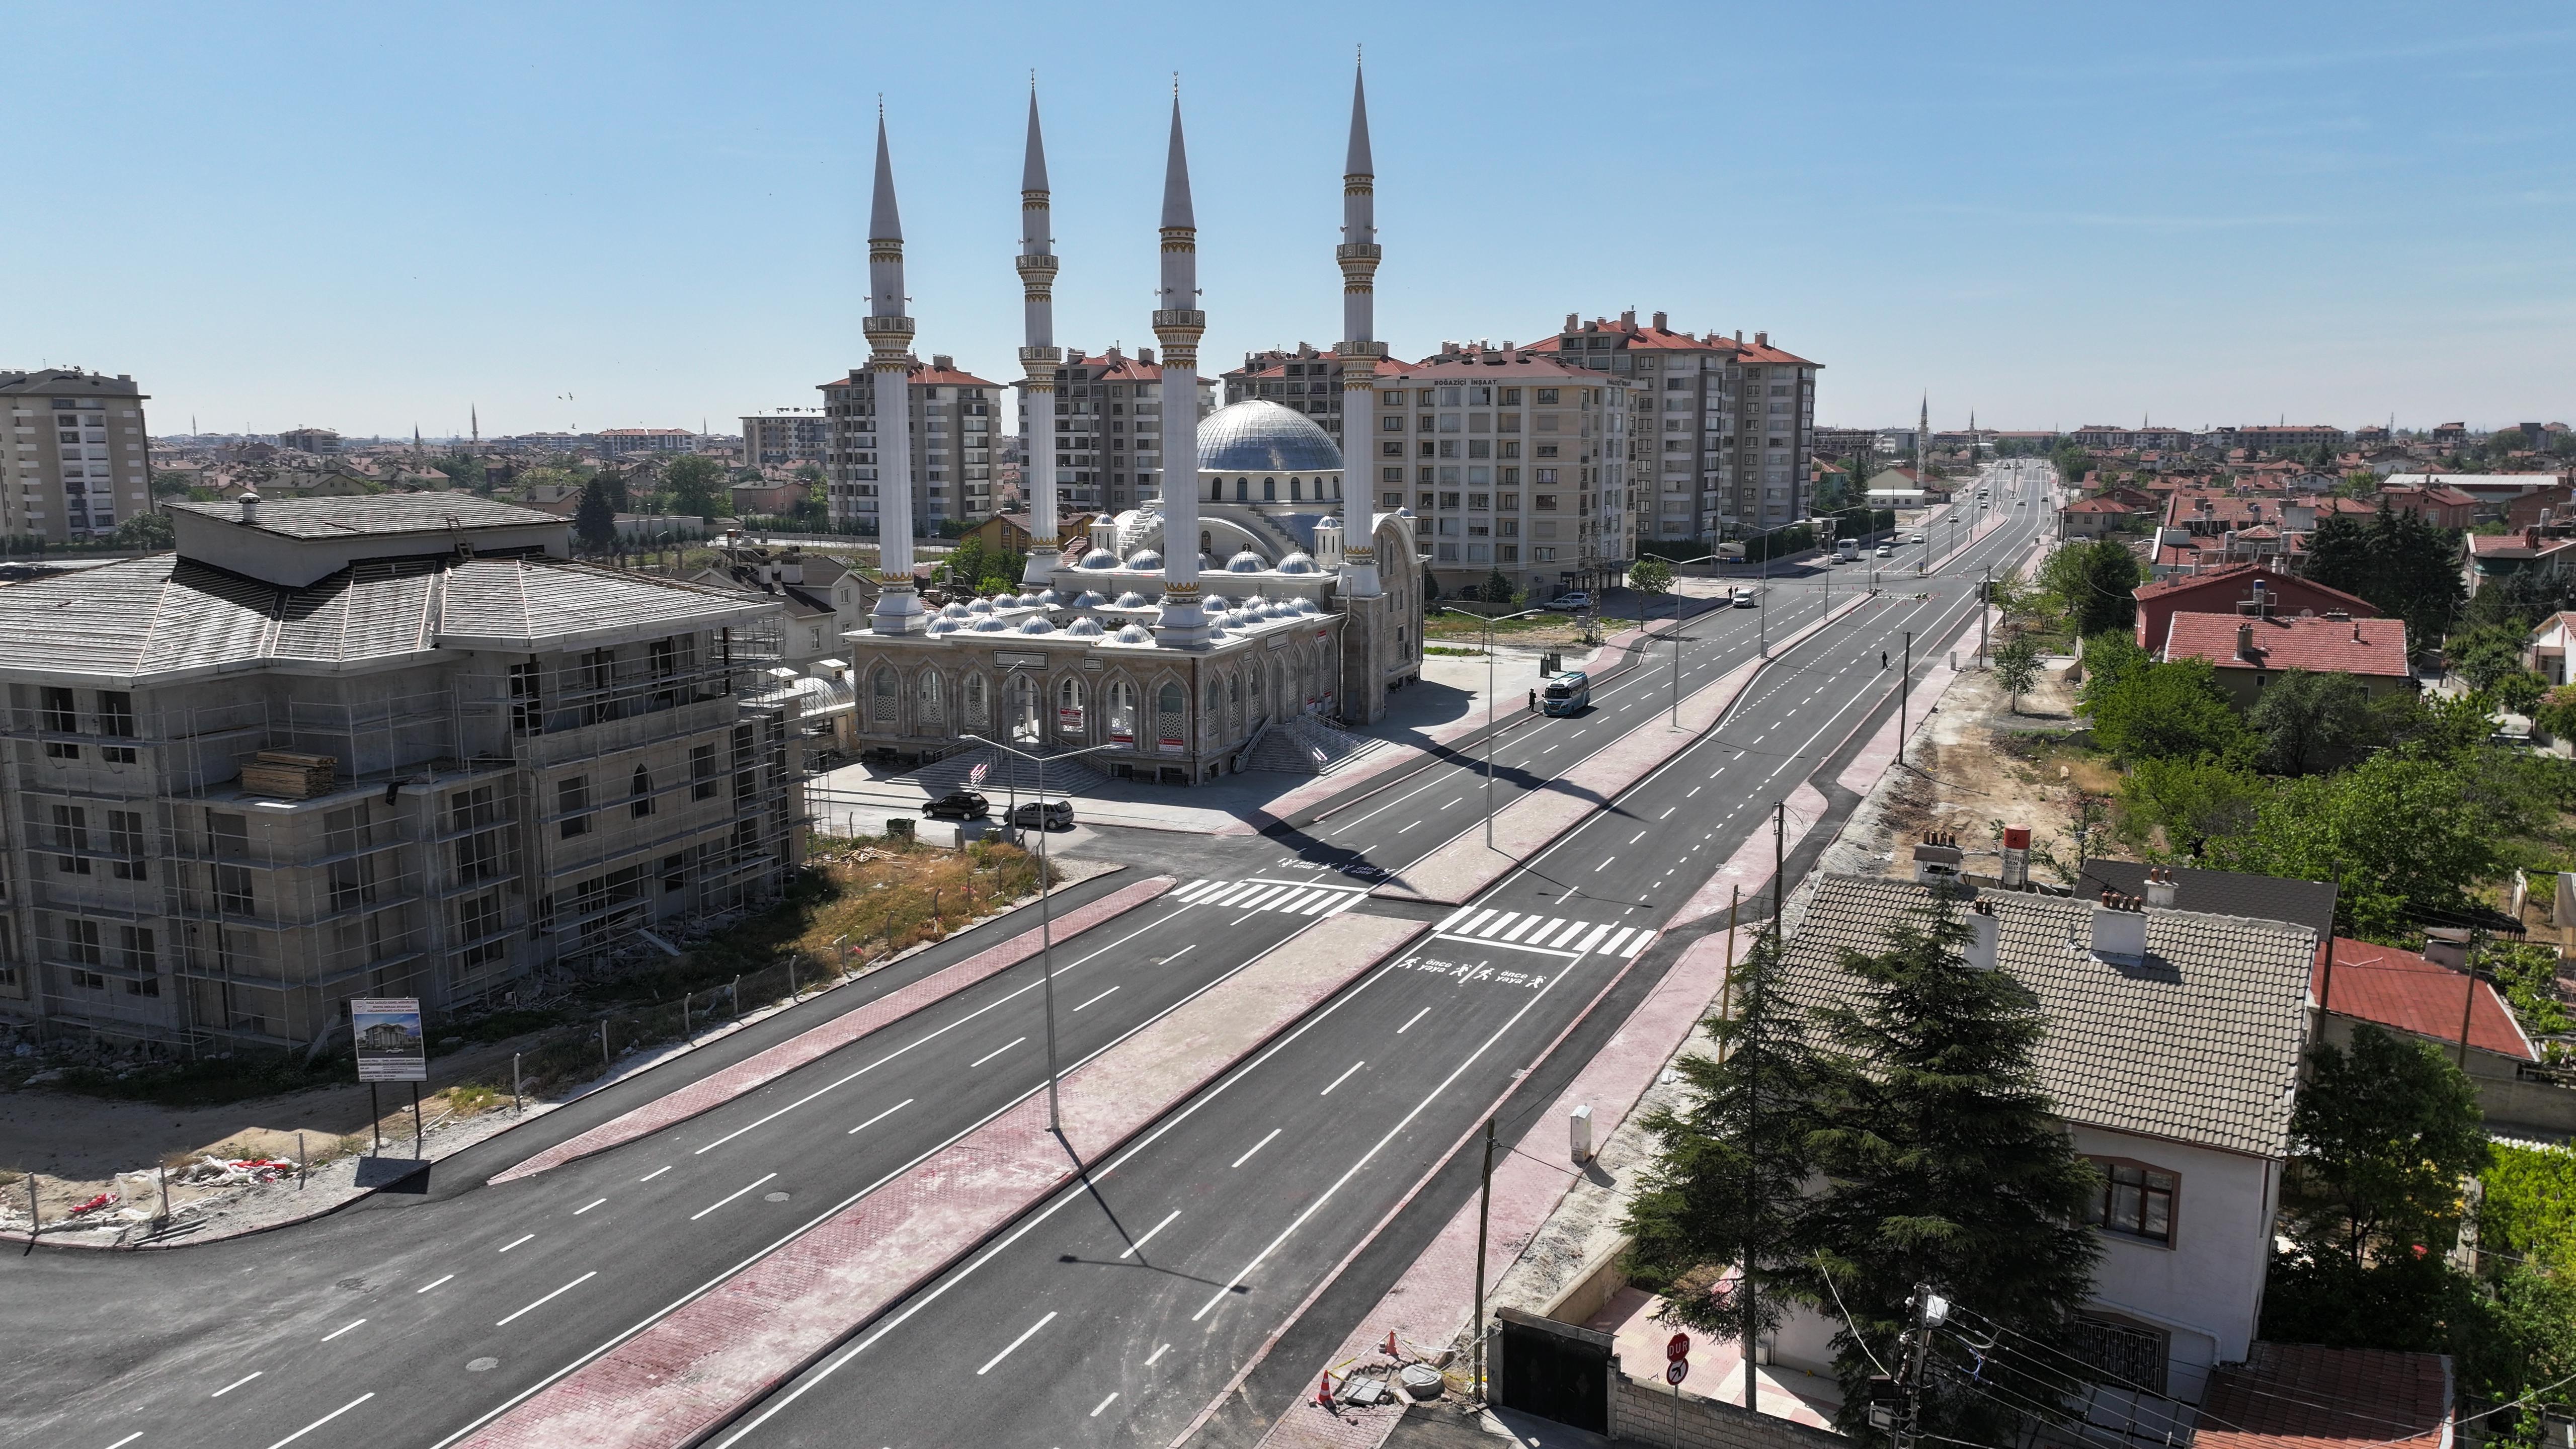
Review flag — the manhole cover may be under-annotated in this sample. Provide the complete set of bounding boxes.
[467,1357,499,1373]
[764,1192,790,1202]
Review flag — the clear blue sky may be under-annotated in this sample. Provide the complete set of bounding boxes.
[10,2,2570,439]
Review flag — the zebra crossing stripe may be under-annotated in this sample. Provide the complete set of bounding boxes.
[1570,924,1611,955]
[1477,912,1520,939]
[1436,904,1476,931]
[1322,893,1364,917]
[1273,888,1323,914]
[1177,879,1218,902]
[1499,917,1541,943]
[1600,927,1636,957]
[1456,909,1498,936]
[1548,920,1588,948]
[1301,892,1341,915]
[1622,929,1654,958]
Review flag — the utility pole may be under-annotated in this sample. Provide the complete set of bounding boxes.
[1473,1116,1497,1402]
[1899,631,1912,763]
[1895,1283,1944,1449]
[1978,566,1991,666]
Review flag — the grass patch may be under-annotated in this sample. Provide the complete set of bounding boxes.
[1424,645,1484,657]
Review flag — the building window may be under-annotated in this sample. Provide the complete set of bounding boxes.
[51,805,90,874]
[630,766,656,818]
[99,691,137,763]
[558,775,592,838]
[691,744,719,800]
[108,810,146,880]
[41,686,76,759]
[2085,1159,2176,1245]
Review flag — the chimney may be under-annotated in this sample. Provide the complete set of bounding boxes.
[1137,347,1155,366]
[2236,620,2257,661]
[2528,526,2543,549]
[1965,899,2001,972]
[1755,331,1768,347]
[1734,330,1743,343]
[1620,308,1636,327]
[1651,310,1668,331]
[2422,927,2471,971]
[2000,827,2031,889]
[239,491,261,524]
[2090,891,2148,962]
[1911,830,1965,886]
[1565,312,1579,331]
[2145,865,2179,909]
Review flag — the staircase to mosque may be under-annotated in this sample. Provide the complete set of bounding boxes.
[906,743,1111,799]
[1243,713,1379,775]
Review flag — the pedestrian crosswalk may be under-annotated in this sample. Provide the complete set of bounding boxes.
[1429,904,1654,960]
[1174,877,1371,919]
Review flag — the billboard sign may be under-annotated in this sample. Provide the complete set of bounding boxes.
[351,997,427,1082]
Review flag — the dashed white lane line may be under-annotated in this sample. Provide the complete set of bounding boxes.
[264,1394,375,1448]
[416,1274,454,1295]
[103,1436,142,1449]
[498,1234,534,1253]
[690,1173,777,1221]
[319,1318,366,1342]
[574,1197,608,1215]
[1146,1343,1172,1366]
[1396,820,1420,833]
[212,1372,263,1397]
[1594,856,1617,871]
[1232,1129,1283,1169]
[1629,830,1648,844]
[977,1311,1058,1375]
[1397,1006,1431,1033]
[846,1098,914,1136]
[1442,797,1463,809]
[639,1165,671,1182]
[1073,985,1120,1011]
[1091,1391,1121,1417]
[1320,1060,1366,1095]
[969,1036,1027,1069]
[495,1272,596,1327]
[1120,1209,1183,1259]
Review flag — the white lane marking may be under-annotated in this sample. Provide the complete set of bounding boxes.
[1231,1129,1283,1169]
[212,1371,263,1397]
[639,1165,671,1182]
[1623,930,1654,958]
[1435,904,1476,930]
[1629,830,1648,844]
[1119,1209,1183,1259]
[495,1272,596,1327]
[1397,1006,1430,1034]
[1600,927,1635,956]
[1073,985,1120,1011]
[1320,1060,1366,1095]
[1185,954,1576,1325]
[1431,930,1587,960]
[415,1274,454,1294]
[1328,772,1449,832]
[1396,820,1420,834]
[1443,797,1463,809]
[846,1098,914,1135]
[1091,1391,1120,1417]
[1686,785,1701,797]
[1455,908,1497,935]
[689,1173,778,1221]
[1146,1343,1172,1366]
[263,1393,374,1449]
[1549,920,1590,947]
[1273,888,1325,913]
[574,1198,607,1216]
[976,1311,1059,1375]
[320,1318,366,1342]
[686,904,1191,1157]
[1499,916,1541,942]
[1661,807,1676,819]
[1321,894,1364,917]
[1594,856,1616,871]
[498,1234,534,1253]
[1174,878,1217,901]
[1236,884,1292,911]
[104,1436,142,1449]
[968,1035,1026,1069]
[1474,911,1519,939]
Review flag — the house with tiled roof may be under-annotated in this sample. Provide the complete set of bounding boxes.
[1766,873,2318,1403]
[2195,1343,2452,1449]
[2525,610,2576,686]
[2132,565,2378,654]
[2468,525,2576,596]
[2162,609,2414,706]
[2059,495,2135,539]
[2312,934,2569,1133]
[2376,481,2478,530]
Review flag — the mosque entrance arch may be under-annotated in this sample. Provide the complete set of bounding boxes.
[1006,670,1042,744]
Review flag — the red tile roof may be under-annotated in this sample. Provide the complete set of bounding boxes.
[2164,610,2411,678]
[2197,1342,2450,1449]
[1067,349,1164,383]
[2316,938,2534,1060]
[2063,498,2133,514]
[1397,349,1602,382]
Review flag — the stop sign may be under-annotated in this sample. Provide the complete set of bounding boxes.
[1666,1333,1690,1362]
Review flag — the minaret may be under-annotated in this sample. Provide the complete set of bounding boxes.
[1151,91,1209,644]
[470,405,478,446]
[1017,84,1063,589]
[1334,57,1385,600]
[866,109,925,633]
[1918,393,1929,471]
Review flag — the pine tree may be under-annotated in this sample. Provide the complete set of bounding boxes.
[574,478,617,552]
[1624,927,1820,1352]
[1799,896,2103,1437]
[2301,512,2372,597]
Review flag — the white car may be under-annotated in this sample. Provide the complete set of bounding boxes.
[1544,591,1592,612]
[1908,532,1925,544]
[1873,544,1892,558]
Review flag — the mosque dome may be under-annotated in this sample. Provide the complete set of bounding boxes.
[1225,549,1265,574]
[1016,615,1056,634]
[1275,551,1318,575]
[1072,590,1109,608]
[1112,591,1153,609]
[1196,399,1343,473]
[1125,547,1163,570]
[1079,548,1119,570]
[1063,616,1104,637]
[969,614,1011,632]
[966,597,995,614]
[1036,588,1063,606]
[939,601,971,618]
[1112,622,1155,645]
[926,616,962,634]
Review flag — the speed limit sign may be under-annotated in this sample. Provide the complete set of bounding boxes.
[1666,1359,1689,1386]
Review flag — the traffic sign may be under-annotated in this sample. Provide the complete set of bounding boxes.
[1666,1360,1689,1386]
[1666,1333,1690,1362]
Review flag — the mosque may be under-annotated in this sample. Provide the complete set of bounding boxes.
[835,68,1424,784]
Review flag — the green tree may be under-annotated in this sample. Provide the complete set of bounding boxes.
[2452,623,2532,692]
[2086,655,2257,764]
[2498,669,2550,717]
[2302,512,2373,596]
[1992,635,2041,713]
[2201,749,2510,941]
[2248,668,2377,774]
[2118,755,2267,856]
[593,466,630,514]
[2038,539,2140,638]
[1483,567,1514,604]
[109,511,175,550]
[574,478,617,551]
[665,454,726,521]
[1628,555,1674,603]
[1624,929,1820,1355]
[1798,897,2104,1436]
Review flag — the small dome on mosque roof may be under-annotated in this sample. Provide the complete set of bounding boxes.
[969,614,1011,632]
[1079,548,1119,570]
[1197,399,1343,473]
[1016,615,1056,634]
[1063,616,1104,637]
[1112,591,1153,609]
[1225,549,1266,573]
[965,597,995,614]
[1072,590,1109,608]
[1112,622,1156,645]
[939,600,970,618]
[1275,551,1318,574]
[1125,547,1163,570]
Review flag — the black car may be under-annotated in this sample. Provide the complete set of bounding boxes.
[1009,799,1075,830]
[921,791,991,821]
[1338,860,1388,881]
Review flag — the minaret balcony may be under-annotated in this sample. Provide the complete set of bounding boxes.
[1014,253,1059,278]
[1152,308,1207,331]
[862,314,917,339]
[1018,345,1064,367]
[1335,243,1383,263]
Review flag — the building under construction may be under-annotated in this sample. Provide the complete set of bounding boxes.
[0,492,808,1053]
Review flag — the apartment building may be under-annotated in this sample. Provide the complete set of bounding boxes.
[0,493,806,1052]
[596,428,701,457]
[276,427,341,455]
[742,411,831,471]
[820,355,1004,534]
[1,368,153,542]
[1535,312,1821,540]
[1374,343,1632,598]
[1221,344,1355,451]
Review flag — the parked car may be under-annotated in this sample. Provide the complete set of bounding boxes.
[1009,799,1074,830]
[921,791,992,821]
[1544,591,1592,612]
[1339,860,1389,881]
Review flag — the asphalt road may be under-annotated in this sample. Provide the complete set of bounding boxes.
[1,464,2056,1449]
[704,464,2057,1448]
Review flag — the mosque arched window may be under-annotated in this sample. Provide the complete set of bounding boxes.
[1155,681,1185,752]
[1235,477,1248,502]
[870,666,898,724]
[1058,676,1086,735]
[1290,477,1303,501]
[964,674,989,729]
[1106,681,1137,746]
[1262,477,1276,501]
[1210,476,1223,502]
[918,671,944,729]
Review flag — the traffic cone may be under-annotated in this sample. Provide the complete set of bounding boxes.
[1385,1331,1399,1358]
[1316,1373,1335,1407]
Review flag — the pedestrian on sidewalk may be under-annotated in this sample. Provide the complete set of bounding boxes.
[1527,687,1538,713]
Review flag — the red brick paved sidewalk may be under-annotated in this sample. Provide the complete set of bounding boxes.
[488,875,1177,1185]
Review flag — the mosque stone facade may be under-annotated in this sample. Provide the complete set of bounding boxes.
[836,70,1422,783]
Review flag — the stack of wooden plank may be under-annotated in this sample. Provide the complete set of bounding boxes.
[238,751,337,799]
